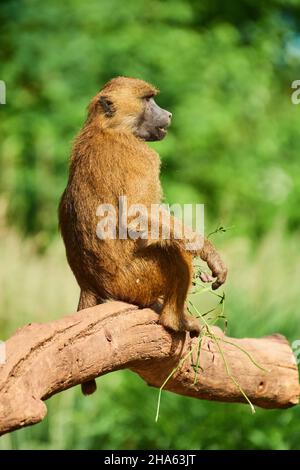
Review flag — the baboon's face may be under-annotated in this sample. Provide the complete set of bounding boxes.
[136,95,172,142]
[94,77,172,141]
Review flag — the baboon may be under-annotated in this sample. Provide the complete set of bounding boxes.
[59,76,227,395]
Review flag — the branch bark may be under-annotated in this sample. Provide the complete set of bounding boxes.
[0,301,299,435]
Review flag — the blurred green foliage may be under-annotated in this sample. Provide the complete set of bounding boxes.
[1,0,300,243]
[0,0,300,451]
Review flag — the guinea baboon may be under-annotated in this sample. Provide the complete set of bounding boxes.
[59,76,227,395]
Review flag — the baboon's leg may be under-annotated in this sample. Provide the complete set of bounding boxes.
[77,289,98,311]
[77,290,99,396]
[158,250,200,337]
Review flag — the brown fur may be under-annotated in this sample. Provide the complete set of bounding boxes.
[59,77,227,394]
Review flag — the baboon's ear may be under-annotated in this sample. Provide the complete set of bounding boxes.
[99,96,115,117]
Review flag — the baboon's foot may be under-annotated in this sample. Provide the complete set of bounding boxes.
[159,311,200,338]
[181,314,201,338]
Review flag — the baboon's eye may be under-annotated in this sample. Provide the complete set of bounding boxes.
[143,94,154,102]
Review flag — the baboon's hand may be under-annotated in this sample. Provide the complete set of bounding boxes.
[200,240,228,290]
[206,252,227,290]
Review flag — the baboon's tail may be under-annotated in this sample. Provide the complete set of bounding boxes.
[77,290,99,396]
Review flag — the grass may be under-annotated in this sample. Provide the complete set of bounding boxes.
[0,226,299,449]
[155,275,271,422]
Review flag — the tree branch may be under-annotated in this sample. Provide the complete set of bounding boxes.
[0,301,299,435]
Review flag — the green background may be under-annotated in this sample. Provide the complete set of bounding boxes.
[0,0,300,450]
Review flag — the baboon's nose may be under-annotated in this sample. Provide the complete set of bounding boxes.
[166,111,172,126]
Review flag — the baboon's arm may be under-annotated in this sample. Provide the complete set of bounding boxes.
[129,207,227,289]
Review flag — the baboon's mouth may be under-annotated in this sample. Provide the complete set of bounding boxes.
[156,127,167,139]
